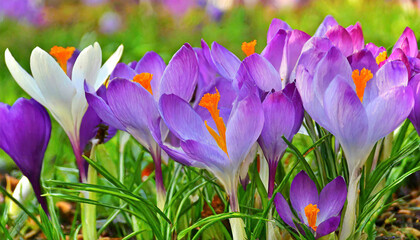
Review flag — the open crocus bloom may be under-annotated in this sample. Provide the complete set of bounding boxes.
[158,86,264,211]
[0,98,51,215]
[274,171,347,239]
[237,53,304,198]
[85,44,199,209]
[5,43,123,181]
[296,42,414,239]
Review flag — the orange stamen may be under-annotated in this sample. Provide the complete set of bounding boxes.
[133,73,153,95]
[376,51,387,65]
[304,204,320,231]
[49,46,75,74]
[241,40,257,57]
[352,68,373,102]
[199,89,228,155]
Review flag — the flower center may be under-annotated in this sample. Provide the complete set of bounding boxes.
[199,88,228,155]
[241,40,257,57]
[352,68,373,102]
[304,203,320,231]
[50,46,75,74]
[133,73,153,95]
[375,51,387,66]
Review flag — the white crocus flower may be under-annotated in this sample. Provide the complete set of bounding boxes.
[5,42,123,181]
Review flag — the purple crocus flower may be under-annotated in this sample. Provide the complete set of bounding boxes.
[0,98,51,215]
[86,44,198,209]
[263,18,310,84]
[313,15,364,57]
[0,0,45,26]
[158,85,263,239]
[295,41,414,238]
[274,171,347,238]
[238,53,304,198]
[408,75,420,135]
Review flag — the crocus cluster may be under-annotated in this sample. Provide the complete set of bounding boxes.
[2,14,418,240]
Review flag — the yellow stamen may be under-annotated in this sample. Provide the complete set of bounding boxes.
[133,73,153,95]
[376,51,387,65]
[304,204,320,232]
[199,89,228,155]
[352,68,373,102]
[241,40,257,57]
[49,46,75,74]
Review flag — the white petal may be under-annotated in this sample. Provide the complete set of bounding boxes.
[94,44,124,90]
[4,49,46,105]
[72,43,102,91]
[30,47,77,133]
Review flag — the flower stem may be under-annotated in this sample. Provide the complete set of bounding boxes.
[228,185,247,240]
[81,142,98,240]
[267,161,279,199]
[339,170,361,240]
[152,147,166,210]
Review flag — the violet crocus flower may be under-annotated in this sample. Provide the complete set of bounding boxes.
[158,87,263,239]
[313,15,364,57]
[5,43,123,182]
[86,44,198,209]
[262,18,310,84]
[238,53,304,198]
[0,0,44,26]
[0,98,51,215]
[295,42,414,239]
[274,171,347,239]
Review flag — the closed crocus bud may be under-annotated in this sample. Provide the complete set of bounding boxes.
[0,98,51,215]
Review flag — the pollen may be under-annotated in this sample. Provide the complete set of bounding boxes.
[376,51,387,66]
[50,46,75,74]
[352,68,373,102]
[241,40,257,57]
[199,89,228,156]
[304,204,320,232]
[133,72,153,95]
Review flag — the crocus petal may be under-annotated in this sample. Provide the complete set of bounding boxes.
[313,47,353,104]
[317,176,347,223]
[72,43,102,91]
[181,140,228,171]
[366,86,414,143]
[346,22,364,52]
[110,62,137,81]
[4,49,46,105]
[261,29,287,71]
[159,94,214,144]
[258,91,295,163]
[365,42,386,57]
[106,79,159,149]
[314,15,338,37]
[30,47,77,132]
[242,54,282,92]
[274,193,297,229]
[211,42,241,80]
[325,25,354,57]
[159,44,199,102]
[386,49,411,77]
[135,51,166,99]
[267,18,292,43]
[280,30,311,83]
[323,76,369,168]
[85,83,125,131]
[375,60,409,94]
[315,216,340,239]
[95,44,124,90]
[290,171,319,224]
[294,37,333,76]
[408,75,420,134]
[393,27,418,58]
[226,94,264,167]
[282,82,304,136]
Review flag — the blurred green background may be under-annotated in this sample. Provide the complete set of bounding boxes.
[0,0,419,175]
